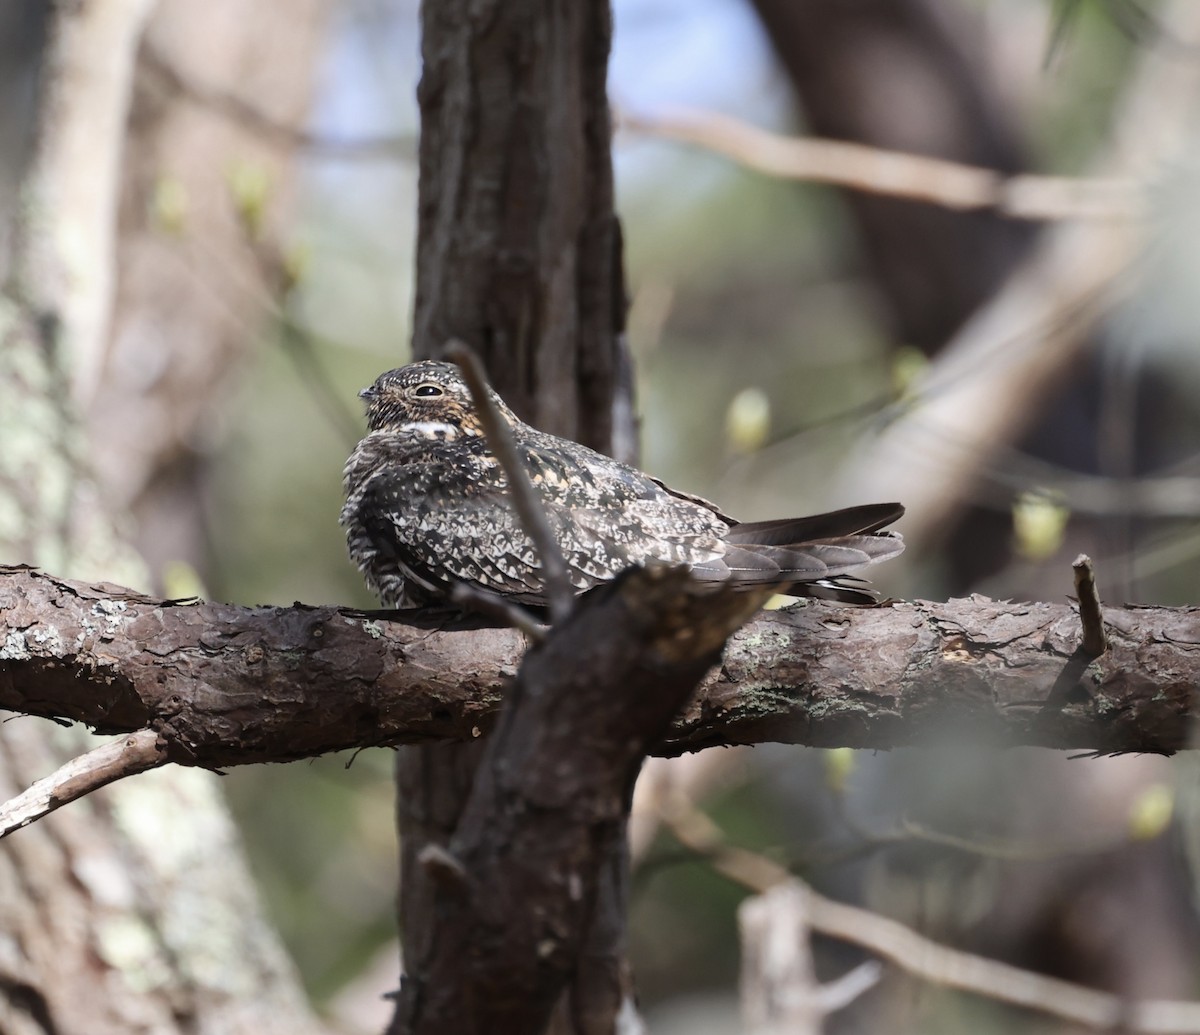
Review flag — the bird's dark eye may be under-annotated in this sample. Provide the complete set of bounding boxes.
[414,384,444,398]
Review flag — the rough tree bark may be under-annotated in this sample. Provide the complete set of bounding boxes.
[398,1,631,1032]
[392,570,770,1035]
[3,566,1197,764]
[412,0,626,452]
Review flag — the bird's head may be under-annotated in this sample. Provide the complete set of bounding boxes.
[358,360,514,440]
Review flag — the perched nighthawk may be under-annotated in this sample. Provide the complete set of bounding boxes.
[341,360,904,610]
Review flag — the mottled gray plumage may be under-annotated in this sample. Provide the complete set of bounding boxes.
[341,361,904,609]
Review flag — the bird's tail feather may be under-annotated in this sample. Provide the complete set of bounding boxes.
[723,502,904,546]
[701,502,905,604]
[707,536,900,581]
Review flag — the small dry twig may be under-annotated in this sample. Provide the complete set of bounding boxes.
[449,583,547,642]
[443,341,575,626]
[0,728,165,839]
[1073,553,1109,656]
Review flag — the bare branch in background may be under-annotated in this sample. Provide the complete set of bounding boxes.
[669,797,1200,1034]
[830,1,1200,544]
[913,440,1200,519]
[740,885,881,1035]
[763,880,1200,1034]
[619,107,1138,222]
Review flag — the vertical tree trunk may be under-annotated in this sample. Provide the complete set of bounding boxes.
[0,4,329,1032]
[93,0,329,582]
[411,0,626,451]
[394,1,630,1032]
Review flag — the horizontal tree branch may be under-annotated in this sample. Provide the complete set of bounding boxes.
[1,565,1197,765]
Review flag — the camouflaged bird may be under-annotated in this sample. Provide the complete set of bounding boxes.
[341,360,904,610]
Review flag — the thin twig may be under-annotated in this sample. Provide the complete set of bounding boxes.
[894,817,1124,862]
[164,217,373,451]
[418,843,470,891]
[618,107,1139,222]
[0,729,165,838]
[660,795,1200,1034]
[824,789,1132,864]
[781,815,1131,871]
[1073,554,1109,656]
[816,962,884,1016]
[449,582,547,642]
[443,341,575,626]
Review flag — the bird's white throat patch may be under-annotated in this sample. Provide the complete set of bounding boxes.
[401,420,460,440]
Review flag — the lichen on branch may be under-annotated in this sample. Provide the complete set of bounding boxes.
[1,566,1196,763]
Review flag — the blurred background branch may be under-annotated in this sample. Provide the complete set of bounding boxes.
[619,107,1138,220]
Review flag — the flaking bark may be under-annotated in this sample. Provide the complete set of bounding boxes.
[2,565,1196,761]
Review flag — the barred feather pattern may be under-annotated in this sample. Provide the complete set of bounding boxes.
[341,361,904,609]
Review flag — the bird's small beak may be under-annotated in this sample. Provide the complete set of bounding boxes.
[358,386,377,402]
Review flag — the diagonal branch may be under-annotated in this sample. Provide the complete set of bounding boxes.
[737,880,1200,1034]
[0,728,164,838]
[830,2,1200,540]
[395,565,771,1034]
[676,796,1200,1034]
[443,341,575,625]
